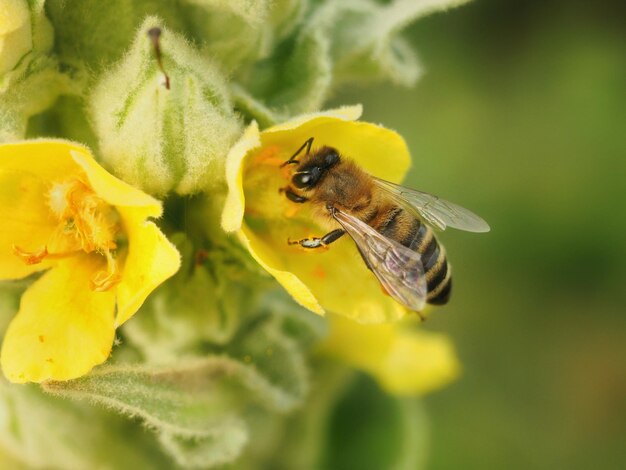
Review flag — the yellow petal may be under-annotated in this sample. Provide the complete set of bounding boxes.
[0,169,56,279]
[240,227,323,315]
[222,121,261,232]
[263,105,363,134]
[0,141,160,219]
[1,256,116,383]
[320,315,460,396]
[0,140,84,180]
[0,141,85,279]
[70,150,162,220]
[375,328,460,395]
[242,221,405,322]
[262,112,410,184]
[114,207,181,326]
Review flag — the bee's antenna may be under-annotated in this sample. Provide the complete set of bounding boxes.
[281,137,314,167]
[147,27,170,90]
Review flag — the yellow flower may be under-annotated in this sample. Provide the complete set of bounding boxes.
[0,0,32,75]
[0,140,180,383]
[222,105,414,323]
[319,315,460,396]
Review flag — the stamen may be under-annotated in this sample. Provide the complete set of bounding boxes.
[15,178,124,288]
[12,245,48,265]
[90,251,121,292]
[13,245,85,265]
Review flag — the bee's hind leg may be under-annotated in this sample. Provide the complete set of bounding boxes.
[288,229,345,249]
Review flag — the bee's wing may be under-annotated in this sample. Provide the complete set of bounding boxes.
[332,208,427,312]
[372,177,490,233]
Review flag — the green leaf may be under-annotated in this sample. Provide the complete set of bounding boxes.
[266,0,309,43]
[0,380,169,469]
[43,361,242,434]
[240,361,352,470]
[225,315,310,412]
[124,306,315,414]
[157,421,247,469]
[234,18,331,125]
[44,305,318,466]
[42,359,251,467]
[234,0,471,125]
[316,0,471,88]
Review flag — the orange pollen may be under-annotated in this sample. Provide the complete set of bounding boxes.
[283,204,300,218]
[312,265,327,280]
[252,145,281,167]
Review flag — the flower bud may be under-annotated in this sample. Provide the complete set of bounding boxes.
[0,0,31,75]
[0,0,53,76]
[0,0,57,141]
[90,17,242,196]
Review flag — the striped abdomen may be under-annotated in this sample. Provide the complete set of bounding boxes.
[377,206,452,305]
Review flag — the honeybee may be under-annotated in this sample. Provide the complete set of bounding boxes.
[281,137,490,312]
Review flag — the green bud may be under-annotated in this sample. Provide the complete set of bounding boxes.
[0,0,61,141]
[90,17,243,196]
[122,233,248,362]
[0,0,31,75]
[179,0,272,73]
[0,0,52,76]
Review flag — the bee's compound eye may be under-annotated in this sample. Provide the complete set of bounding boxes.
[325,152,339,167]
[293,172,313,188]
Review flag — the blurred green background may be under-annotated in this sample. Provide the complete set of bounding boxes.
[332,0,625,468]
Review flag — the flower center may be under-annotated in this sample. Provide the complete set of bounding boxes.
[13,178,122,291]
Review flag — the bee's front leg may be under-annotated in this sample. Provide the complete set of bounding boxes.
[279,187,308,203]
[288,229,345,249]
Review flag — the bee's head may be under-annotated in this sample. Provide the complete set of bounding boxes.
[292,146,340,189]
